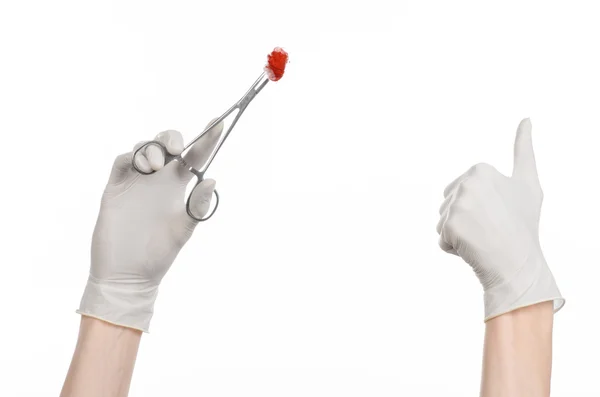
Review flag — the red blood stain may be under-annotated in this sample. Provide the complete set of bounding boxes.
[265,47,288,82]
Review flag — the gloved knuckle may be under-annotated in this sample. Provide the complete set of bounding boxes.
[457,178,475,193]
[438,238,449,251]
[114,153,128,164]
[472,162,495,176]
[443,211,459,233]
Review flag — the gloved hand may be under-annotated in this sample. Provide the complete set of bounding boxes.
[437,118,565,321]
[77,120,223,332]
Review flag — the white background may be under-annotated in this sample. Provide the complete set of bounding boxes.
[0,0,598,396]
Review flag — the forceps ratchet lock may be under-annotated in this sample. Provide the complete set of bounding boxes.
[132,72,270,221]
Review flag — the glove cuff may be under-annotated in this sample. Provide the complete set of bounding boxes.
[483,253,565,321]
[76,276,158,333]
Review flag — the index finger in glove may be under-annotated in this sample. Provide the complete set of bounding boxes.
[443,172,469,198]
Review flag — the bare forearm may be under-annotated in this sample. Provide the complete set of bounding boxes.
[60,316,142,397]
[480,301,554,397]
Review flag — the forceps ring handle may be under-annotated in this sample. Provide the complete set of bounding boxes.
[132,141,220,222]
[186,168,220,222]
[132,140,179,175]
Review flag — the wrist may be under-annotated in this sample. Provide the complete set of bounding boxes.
[77,275,158,333]
[483,250,565,321]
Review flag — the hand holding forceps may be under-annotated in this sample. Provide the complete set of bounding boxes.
[132,72,270,222]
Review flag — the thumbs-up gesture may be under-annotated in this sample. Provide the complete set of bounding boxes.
[437,119,565,321]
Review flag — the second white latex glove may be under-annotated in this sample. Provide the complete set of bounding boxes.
[77,120,223,332]
[437,118,565,321]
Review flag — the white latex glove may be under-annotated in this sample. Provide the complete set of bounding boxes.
[77,120,223,332]
[437,118,565,321]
